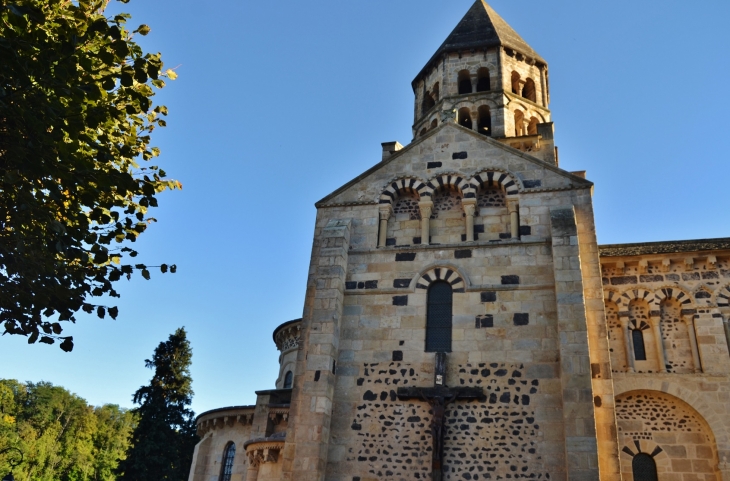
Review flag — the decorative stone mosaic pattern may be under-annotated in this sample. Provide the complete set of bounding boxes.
[347,362,547,481]
[477,187,506,208]
[432,188,463,219]
[660,301,693,373]
[616,392,719,481]
[393,195,422,221]
[605,303,628,373]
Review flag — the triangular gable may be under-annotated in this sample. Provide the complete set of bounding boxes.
[316,122,592,207]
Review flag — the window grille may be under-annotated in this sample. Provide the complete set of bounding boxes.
[426,281,453,352]
[632,453,658,481]
[284,371,293,389]
[632,329,647,361]
[220,442,236,481]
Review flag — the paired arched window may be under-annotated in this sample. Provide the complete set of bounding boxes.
[476,68,490,92]
[632,453,658,481]
[283,371,293,389]
[477,106,491,136]
[458,70,472,94]
[457,107,472,130]
[511,71,521,95]
[220,442,236,481]
[522,78,537,102]
[426,281,453,352]
[632,329,647,361]
[528,117,539,135]
[514,109,525,136]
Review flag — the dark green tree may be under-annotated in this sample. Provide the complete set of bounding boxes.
[118,328,198,481]
[0,0,181,351]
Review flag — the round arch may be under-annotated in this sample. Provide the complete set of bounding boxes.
[614,389,721,481]
[378,177,432,206]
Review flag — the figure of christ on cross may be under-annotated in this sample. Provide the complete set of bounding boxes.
[397,352,485,481]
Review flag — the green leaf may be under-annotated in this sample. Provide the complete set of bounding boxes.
[165,69,178,80]
[51,323,63,335]
[39,336,55,345]
[141,269,150,280]
[97,306,106,319]
[136,24,151,35]
[109,306,119,320]
[28,331,39,344]
[170,264,177,274]
[160,264,168,273]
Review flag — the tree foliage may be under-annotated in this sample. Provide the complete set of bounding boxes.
[0,379,136,481]
[0,0,181,351]
[118,327,198,481]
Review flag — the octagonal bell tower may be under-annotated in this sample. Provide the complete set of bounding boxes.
[413,0,552,147]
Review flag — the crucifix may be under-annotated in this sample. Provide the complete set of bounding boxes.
[397,352,485,481]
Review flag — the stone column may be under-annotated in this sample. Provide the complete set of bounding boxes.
[471,111,479,132]
[683,314,702,373]
[419,200,433,246]
[281,218,350,481]
[694,309,730,375]
[649,316,667,373]
[508,201,519,239]
[619,316,635,373]
[463,199,476,242]
[548,207,600,481]
[377,206,391,248]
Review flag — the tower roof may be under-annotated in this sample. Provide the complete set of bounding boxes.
[414,0,545,85]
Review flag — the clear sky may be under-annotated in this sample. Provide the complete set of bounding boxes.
[1,0,729,415]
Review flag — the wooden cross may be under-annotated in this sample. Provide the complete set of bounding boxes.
[397,352,485,481]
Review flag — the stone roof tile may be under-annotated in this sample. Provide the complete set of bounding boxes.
[599,238,730,257]
[415,0,545,84]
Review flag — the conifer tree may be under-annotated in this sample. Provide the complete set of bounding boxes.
[118,328,198,481]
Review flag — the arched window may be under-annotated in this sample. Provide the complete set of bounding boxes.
[477,106,491,136]
[458,70,472,94]
[511,71,521,95]
[220,442,236,481]
[476,68,490,92]
[420,128,428,137]
[283,371,293,389]
[632,453,658,481]
[458,107,472,130]
[430,119,438,130]
[432,82,440,101]
[632,329,647,361]
[528,117,539,135]
[514,110,525,136]
[522,78,537,102]
[426,281,453,352]
[422,91,435,114]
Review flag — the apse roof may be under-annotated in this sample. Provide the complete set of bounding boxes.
[414,0,545,85]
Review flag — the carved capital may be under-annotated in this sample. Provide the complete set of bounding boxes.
[462,198,476,216]
[379,206,392,221]
[418,200,434,219]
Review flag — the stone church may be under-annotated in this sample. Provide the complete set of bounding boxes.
[187,2,730,481]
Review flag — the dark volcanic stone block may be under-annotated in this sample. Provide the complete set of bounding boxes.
[395,253,416,262]
[523,180,542,188]
[345,282,357,290]
[501,275,520,285]
[513,313,529,326]
[427,162,442,169]
[640,275,664,283]
[610,276,637,285]
[455,249,472,259]
[452,151,468,159]
[519,226,532,236]
[392,351,403,361]
[481,291,497,302]
[393,279,411,288]
[392,295,408,306]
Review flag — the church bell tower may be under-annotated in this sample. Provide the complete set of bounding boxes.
[413,0,552,146]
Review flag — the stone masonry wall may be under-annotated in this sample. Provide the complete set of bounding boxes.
[602,248,730,480]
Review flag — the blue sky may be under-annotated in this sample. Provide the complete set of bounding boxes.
[1,0,729,415]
